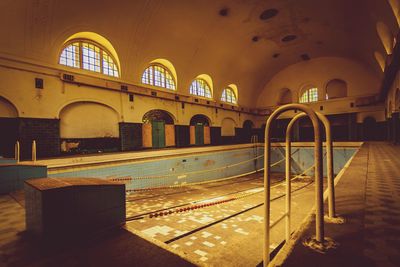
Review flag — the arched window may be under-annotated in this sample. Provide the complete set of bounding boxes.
[190,79,212,98]
[141,64,176,90]
[299,87,318,103]
[59,40,119,77]
[221,88,237,104]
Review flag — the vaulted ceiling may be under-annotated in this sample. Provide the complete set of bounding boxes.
[0,0,397,106]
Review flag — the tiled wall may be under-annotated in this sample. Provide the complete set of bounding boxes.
[271,147,358,176]
[0,164,48,194]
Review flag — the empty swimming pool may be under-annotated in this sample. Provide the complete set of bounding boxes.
[43,143,359,265]
[48,144,357,191]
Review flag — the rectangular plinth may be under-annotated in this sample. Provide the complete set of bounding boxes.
[25,177,125,240]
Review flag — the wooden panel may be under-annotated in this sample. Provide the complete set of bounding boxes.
[152,121,165,148]
[204,126,211,144]
[195,125,204,145]
[165,124,175,147]
[189,126,195,145]
[142,123,152,148]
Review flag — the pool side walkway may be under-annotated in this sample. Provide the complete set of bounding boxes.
[0,193,196,267]
[277,142,400,267]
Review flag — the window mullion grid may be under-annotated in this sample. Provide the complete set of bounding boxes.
[100,49,104,75]
[152,66,156,86]
[79,42,83,69]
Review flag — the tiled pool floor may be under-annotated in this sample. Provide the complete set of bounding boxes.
[125,173,318,266]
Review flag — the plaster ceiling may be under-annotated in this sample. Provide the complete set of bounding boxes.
[0,0,397,105]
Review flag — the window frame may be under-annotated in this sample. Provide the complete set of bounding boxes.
[189,78,212,99]
[141,63,176,91]
[221,87,237,104]
[299,87,318,103]
[59,39,120,78]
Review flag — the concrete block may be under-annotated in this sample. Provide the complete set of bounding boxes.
[24,177,125,241]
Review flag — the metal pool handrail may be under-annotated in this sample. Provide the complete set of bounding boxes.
[263,104,324,266]
[286,112,337,219]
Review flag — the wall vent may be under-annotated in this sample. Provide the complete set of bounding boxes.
[35,78,43,89]
[301,54,310,61]
[62,74,75,82]
[121,85,128,91]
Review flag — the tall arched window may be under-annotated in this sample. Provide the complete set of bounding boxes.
[299,87,318,103]
[221,88,237,104]
[59,40,119,77]
[141,64,176,90]
[190,79,212,98]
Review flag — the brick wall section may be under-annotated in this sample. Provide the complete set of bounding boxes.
[0,117,19,157]
[18,118,60,159]
[119,122,142,151]
[175,125,190,147]
[210,127,221,145]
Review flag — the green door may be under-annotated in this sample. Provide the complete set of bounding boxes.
[152,120,165,148]
[195,124,204,145]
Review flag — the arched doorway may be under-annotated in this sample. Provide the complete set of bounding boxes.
[143,110,175,148]
[190,115,211,146]
[362,117,378,141]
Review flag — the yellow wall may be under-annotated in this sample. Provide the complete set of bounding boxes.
[257,57,381,108]
[60,102,120,138]
[204,126,211,144]
[165,124,175,147]
[0,60,257,129]
[0,97,18,117]
[221,118,236,136]
[142,123,152,148]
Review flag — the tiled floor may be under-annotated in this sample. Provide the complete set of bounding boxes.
[363,143,400,267]
[125,173,317,266]
[0,195,25,252]
[283,142,400,267]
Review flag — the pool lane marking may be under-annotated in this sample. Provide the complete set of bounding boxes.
[126,162,315,220]
[163,180,314,244]
[125,179,281,221]
[126,175,310,221]
[147,178,310,220]
[124,149,299,192]
[125,174,263,202]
